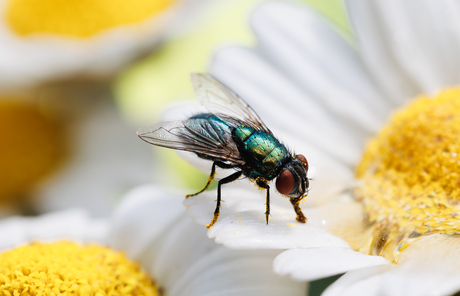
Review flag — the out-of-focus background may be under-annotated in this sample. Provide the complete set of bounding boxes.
[0,0,346,218]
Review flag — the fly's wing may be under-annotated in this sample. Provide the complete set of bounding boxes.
[190,73,271,133]
[137,118,245,165]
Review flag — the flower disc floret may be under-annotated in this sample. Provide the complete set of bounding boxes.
[0,99,64,204]
[355,88,460,262]
[5,0,173,37]
[0,241,159,295]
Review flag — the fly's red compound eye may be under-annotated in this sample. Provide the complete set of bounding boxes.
[296,154,308,171]
[276,169,295,195]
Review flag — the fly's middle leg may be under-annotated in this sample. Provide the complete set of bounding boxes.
[185,162,217,198]
[256,178,270,224]
[206,170,242,228]
[186,161,235,198]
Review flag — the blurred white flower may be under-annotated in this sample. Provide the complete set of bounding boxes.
[0,0,207,90]
[0,90,154,217]
[0,185,307,296]
[34,95,154,217]
[178,0,460,295]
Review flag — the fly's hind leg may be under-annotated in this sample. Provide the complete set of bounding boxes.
[256,178,270,224]
[290,197,307,223]
[206,170,242,228]
[186,161,235,198]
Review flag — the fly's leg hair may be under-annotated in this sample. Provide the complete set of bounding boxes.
[186,161,236,198]
[206,170,243,228]
[290,197,307,223]
[256,178,270,224]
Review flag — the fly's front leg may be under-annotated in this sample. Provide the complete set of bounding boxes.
[256,178,270,224]
[290,197,307,223]
[186,161,235,198]
[206,171,242,228]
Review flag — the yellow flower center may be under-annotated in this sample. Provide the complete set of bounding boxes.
[355,88,460,263]
[0,241,160,295]
[0,99,65,205]
[5,0,174,38]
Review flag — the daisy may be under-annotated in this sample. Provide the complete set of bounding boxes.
[0,185,306,295]
[0,0,202,90]
[0,94,153,217]
[180,0,460,294]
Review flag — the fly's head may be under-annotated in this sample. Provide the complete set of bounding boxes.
[275,154,309,199]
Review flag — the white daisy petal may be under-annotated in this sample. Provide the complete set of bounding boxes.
[323,236,460,296]
[25,209,108,244]
[151,216,306,296]
[274,248,389,282]
[0,209,108,251]
[109,185,308,296]
[381,268,460,296]
[250,1,391,133]
[169,248,306,296]
[207,215,350,249]
[211,47,362,166]
[107,184,184,258]
[146,212,217,290]
[322,265,393,296]
[184,187,351,249]
[378,235,460,296]
[349,0,460,97]
[346,0,420,104]
[0,217,28,250]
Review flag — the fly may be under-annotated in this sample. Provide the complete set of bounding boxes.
[137,73,310,228]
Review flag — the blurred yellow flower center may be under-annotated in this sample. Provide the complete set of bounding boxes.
[0,241,160,295]
[355,88,460,263]
[0,99,64,205]
[5,0,173,37]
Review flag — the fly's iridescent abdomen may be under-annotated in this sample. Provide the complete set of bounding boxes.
[234,126,290,180]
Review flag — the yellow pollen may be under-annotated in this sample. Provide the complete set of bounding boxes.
[5,0,174,38]
[355,88,460,263]
[0,241,160,295]
[0,99,65,205]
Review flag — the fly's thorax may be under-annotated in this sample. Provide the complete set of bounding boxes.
[242,131,280,162]
[234,125,254,142]
[234,127,291,180]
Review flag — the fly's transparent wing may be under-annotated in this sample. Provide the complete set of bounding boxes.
[190,73,271,133]
[137,119,245,165]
